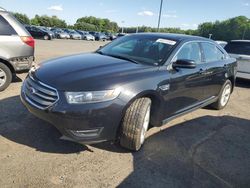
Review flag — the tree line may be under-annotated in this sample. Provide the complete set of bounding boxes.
[13,12,249,41]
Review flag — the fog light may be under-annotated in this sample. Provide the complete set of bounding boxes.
[68,128,103,138]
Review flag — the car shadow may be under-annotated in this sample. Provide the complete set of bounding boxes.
[0,96,88,154]
[94,115,250,188]
[12,75,23,83]
[117,115,250,188]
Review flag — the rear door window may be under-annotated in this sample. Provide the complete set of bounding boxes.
[0,15,17,35]
[201,42,225,62]
[224,42,250,55]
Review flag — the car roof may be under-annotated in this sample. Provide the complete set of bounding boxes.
[129,32,210,42]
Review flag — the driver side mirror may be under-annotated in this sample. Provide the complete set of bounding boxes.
[172,59,196,69]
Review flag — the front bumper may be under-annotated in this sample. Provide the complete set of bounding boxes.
[10,56,34,73]
[20,87,126,144]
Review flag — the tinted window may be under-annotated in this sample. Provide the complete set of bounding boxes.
[174,42,201,63]
[201,42,224,62]
[224,42,250,55]
[0,15,16,35]
[99,35,177,65]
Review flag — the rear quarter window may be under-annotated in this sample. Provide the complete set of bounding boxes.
[0,15,17,35]
[224,42,250,55]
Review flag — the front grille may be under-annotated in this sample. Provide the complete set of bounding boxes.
[23,75,59,109]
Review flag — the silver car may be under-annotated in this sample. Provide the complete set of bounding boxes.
[84,34,95,41]
[225,40,250,79]
[69,31,81,40]
[0,7,34,91]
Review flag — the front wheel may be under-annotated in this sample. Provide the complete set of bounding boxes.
[120,98,151,151]
[211,80,232,110]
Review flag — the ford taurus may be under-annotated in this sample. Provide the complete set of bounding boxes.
[21,33,237,151]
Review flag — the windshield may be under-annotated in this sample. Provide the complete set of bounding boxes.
[98,35,177,65]
[225,42,250,55]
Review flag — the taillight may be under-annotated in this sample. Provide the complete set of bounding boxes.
[20,36,35,48]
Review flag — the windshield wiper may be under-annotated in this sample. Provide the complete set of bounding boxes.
[106,54,139,64]
[96,51,139,64]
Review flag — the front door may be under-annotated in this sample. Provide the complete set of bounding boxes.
[161,41,207,119]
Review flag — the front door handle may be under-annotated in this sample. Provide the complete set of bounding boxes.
[199,69,206,75]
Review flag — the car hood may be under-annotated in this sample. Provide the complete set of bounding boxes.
[33,53,155,91]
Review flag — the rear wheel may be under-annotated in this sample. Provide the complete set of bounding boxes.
[120,98,151,151]
[211,80,232,110]
[0,63,12,91]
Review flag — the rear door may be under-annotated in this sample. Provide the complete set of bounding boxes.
[200,42,228,99]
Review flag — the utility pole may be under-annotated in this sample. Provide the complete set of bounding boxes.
[121,21,125,33]
[157,0,164,32]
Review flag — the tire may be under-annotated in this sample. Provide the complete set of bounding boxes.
[44,35,49,40]
[120,98,151,151]
[211,80,232,110]
[0,63,12,91]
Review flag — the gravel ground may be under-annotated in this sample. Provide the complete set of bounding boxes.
[0,39,250,188]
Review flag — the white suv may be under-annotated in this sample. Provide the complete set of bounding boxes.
[0,7,35,91]
[225,40,250,80]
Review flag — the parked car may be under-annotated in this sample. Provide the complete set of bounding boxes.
[95,33,108,41]
[0,7,34,91]
[83,33,95,41]
[105,32,117,40]
[25,25,53,40]
[75,30,86,40]
[38,27,55,39]
[116,33,127,38]
[224,40,250,80]
[69,31,81,40]
[51,28,70,39]
[21,33,237,151]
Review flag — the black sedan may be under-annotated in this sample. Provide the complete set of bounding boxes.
[21,33,237,151]
[25,26,54,40]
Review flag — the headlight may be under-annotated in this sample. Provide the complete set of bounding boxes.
[65,88,121,104]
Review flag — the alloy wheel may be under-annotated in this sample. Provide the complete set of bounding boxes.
[220,84,231,107]
[0,68,7,87]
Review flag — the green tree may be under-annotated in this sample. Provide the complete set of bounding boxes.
[30,15,67,28]
[76,16,118,32]
[12,12,30,24]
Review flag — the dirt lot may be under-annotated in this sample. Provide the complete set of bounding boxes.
[0,39,250,188]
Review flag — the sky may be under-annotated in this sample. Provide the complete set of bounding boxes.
[0,0,250,29]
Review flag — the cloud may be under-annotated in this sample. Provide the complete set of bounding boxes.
[242,2,250,6]
[181,23,198,29]
[137,11,154,16]
[47,5,63,11]
[105,10,118,13]
[162,14,178,18]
